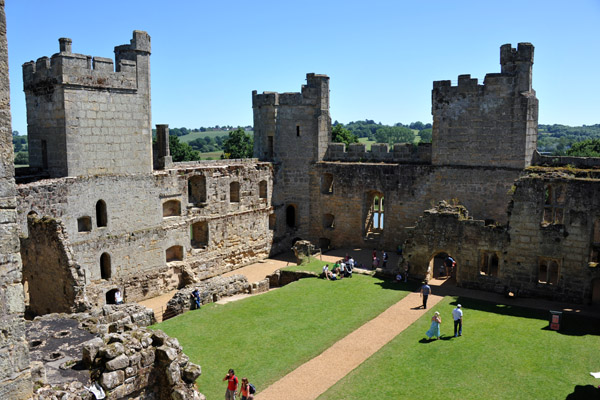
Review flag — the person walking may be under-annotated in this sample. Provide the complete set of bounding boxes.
[223,369,238,400]
[420,281,431,309]
[452,304,463,337]
[426,311,442,340]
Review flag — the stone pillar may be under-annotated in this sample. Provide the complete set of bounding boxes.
[0,1,33,398]
[155,124,172,169]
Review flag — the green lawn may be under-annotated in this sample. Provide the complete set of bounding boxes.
[197,150,223,160]
[153,274,413,399]
[320,297,600,400]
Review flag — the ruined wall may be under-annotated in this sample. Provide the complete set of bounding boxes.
[503,170,600,302]
[21,216,87,315]
[325,142,432,164]
[310,162,520,249]
[402,203,508,288]
[17,160,274,313]
[22,31,152,177]
[431,43,538,169]
[253,73,331,252]
[0,1,32,397]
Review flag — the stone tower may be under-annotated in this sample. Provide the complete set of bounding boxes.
[252,73,331,250]
[22,31,152,178]
[0,1,33,398]
[431,43,538,169]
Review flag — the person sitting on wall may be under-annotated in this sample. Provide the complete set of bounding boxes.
[115,289,123,305]
[347,256,355,270]
[344,261,353,277]
[191,289,201,309]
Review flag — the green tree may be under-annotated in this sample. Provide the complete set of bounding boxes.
[223,128,253,159]
[566,139,600,157]
[419,128,432,143]
[374,126,415,145]
[14,151,28,165]
[169,135,201,162]
[332,124,358,147]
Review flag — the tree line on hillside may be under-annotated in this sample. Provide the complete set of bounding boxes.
[153,125,254,137]
[332,120,432,147]
[12,123,600,165]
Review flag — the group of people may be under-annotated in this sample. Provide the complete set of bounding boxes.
[322,257,355,280]
[371,249,389,269]
[425,304,464,340]
[223,369,256,400]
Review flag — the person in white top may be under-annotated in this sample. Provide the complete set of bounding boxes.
[452,304,463,337]
[115,289,123,305]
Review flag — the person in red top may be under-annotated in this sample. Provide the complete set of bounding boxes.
[223,368,238,400]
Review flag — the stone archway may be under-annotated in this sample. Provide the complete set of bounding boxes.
[427,251,457,282]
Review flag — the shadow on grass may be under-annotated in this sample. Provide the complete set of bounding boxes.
[448,297,600,337]
[375,279,420,292]
[565,384,600,399]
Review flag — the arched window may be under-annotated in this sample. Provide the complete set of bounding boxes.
[96,200,107,227]
[259,180,268,199]
[286,205,296,228]
[538,258,560,285]
[542,184,565,225]
[100,253,111,280]
[188,175,206,205]
[166,245,184,262]
[230,182,240,202]
[365,191,384,237]
[162,200,181,217]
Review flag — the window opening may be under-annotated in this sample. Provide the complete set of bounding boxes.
[286,205,296,228]
[268,213,276,230]
[230,181,240,203]
[542,184,565,225]
[96,200,107,227]
[188,175,207,205]
[166,245,184,262]
[100,253,111,280]
[538,258,559,285]
[321,173,333,194]
[296,125,300,137]
[259,180,268,199]
[77,216,92,232]
[480,251,498,276]
[323,213,335,229]
[365,191,384,237]
[163,200,181,217]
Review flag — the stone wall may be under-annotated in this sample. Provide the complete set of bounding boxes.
[165,274,251,318]
[17,160,274,314]
[309,162,520,249]
[403,169,600,304]
[431,43,538,169]
[0,1,33,398]
[22,31,152,177]
[324,142,432,164]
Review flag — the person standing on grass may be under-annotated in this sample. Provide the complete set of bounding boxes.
[453,304,463,337]
[420,281,431,309]
[223,369,238,400]
[426,311,442,340]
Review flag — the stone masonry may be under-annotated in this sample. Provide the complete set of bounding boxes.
[0,1,33,398]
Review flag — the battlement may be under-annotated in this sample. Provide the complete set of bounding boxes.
[252,73,329,108]
[22,30,150,92]
[324,142,432,164]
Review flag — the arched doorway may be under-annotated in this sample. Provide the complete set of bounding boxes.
[105,288,118,305]
[427,252,457,281]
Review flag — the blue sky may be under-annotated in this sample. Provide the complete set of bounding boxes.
[5,0,600,135]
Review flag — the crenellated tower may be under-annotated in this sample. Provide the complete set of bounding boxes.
[22,31,152,177]
[252,73,331,251]
[431,43,538,169]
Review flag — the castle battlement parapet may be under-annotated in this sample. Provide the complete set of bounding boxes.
[22,32,150,92]
[324,142,432,164]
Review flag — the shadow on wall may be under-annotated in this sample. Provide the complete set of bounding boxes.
[447,297,600,337]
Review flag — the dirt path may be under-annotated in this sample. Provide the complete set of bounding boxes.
[256,291,443,400]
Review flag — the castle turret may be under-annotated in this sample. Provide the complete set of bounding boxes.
[23,31,152,178]
[252,73,331,251]
[431,43,538,169]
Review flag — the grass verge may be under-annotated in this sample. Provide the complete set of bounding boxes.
[153,275,413,399]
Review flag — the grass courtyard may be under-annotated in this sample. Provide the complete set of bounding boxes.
[154,267,600,399]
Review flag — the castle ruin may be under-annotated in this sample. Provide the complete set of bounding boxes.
[0,2,599,396]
